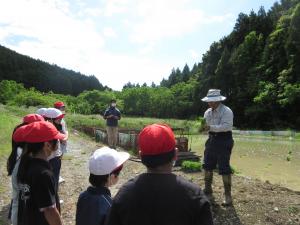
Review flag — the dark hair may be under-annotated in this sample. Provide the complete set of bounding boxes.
[89,165,123,187]
[17,139,58,183]
[44,117,63,132]
[89,174,109,187]
[7,123,27,176]
[110,99,116,103]
[141,150,175,168]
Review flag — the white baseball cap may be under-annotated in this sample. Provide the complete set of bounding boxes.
[36,108,47,116]
[89,147,130,175]
[44,108,64,119]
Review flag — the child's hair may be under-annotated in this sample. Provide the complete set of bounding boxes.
[7,123,27,176]
[17,139,58,183]
[44,117,63,132]
[89,165,123,187]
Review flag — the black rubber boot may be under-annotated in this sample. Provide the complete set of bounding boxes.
[203,170,213,201]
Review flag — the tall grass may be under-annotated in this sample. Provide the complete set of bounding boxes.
[0,105,22,157]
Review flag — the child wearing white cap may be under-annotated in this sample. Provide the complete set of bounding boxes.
[76,147,129,225]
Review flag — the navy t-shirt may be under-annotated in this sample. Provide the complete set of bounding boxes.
[17,158,59,225]
[76,186,112,225]
[103,107,121,127]
[105,173,213,225]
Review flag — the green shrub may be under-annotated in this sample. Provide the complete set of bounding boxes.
[0,80,25,104]
[181,160,202,172]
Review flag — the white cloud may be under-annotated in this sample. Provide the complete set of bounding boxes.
[189,49,200,60]
[128,0,233,45]
[78,52,173,90]
[103,27,117,38]
[78,8,103,17]
[0,0,104,50]
[103,0,129,17]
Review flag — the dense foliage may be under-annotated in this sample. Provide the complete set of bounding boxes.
[159,0,300,129]
[0,45,106,95]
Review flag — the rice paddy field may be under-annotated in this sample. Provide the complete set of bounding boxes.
[189,134,300,191]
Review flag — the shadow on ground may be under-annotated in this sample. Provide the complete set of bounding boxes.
[212,203,243,225]
[0,204,11,225]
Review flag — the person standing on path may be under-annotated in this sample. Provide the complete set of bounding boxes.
[44,108,66,190]
[7,114,45,225]
[14,121,66,225]
[201,89,234,206]
[105,124,213,225]
[103,99,121,149]
[54,101,69,184]
[76,147,129,225]
[54,101,69,155]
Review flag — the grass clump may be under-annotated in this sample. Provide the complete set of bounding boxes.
[181,161,202,172]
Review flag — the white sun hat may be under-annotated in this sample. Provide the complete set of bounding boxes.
[201,89,226,102]
[44,108,65,119]
[89,147,130,175]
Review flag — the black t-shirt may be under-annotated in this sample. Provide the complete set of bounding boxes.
[105,173,213,225]
[18,158,59,225]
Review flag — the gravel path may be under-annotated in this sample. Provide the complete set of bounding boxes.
[1,131,300,225]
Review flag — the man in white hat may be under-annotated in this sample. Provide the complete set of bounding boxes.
[201,89,234,206]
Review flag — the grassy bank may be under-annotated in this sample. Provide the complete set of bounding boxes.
[67,113,202,134]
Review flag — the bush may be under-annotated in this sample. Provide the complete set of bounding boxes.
[181,160,202,172]
[0,80,25,104]
[10,88,57,107]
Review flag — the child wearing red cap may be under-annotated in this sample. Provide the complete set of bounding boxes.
[15,121,66,225]
[106,124,213,225]
[7,114,44,225]
[76,147,129,225]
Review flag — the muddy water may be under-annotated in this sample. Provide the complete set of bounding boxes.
[189,134,300,191]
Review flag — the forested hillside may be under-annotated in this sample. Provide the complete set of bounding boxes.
[0,45,106,95]
[158,0,300,129]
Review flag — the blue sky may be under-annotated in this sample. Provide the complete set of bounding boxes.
[0,0,276,90]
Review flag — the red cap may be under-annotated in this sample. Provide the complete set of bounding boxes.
[54,101,65,108]
[138,124,175,156]
[13,121,66,143]
[23,114,45,124]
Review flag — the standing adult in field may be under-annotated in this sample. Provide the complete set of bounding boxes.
[103,99,121,149]
[106,124,213,225]
[201,89,234,206]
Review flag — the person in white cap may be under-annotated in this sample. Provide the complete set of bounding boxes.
[36,107,47,117]
[44,108,67,190]
[76,147,129,225]
[201,89,234,206]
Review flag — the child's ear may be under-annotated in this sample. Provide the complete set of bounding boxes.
[174,148,178,160]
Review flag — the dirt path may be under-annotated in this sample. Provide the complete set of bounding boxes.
[1,131,300,225]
